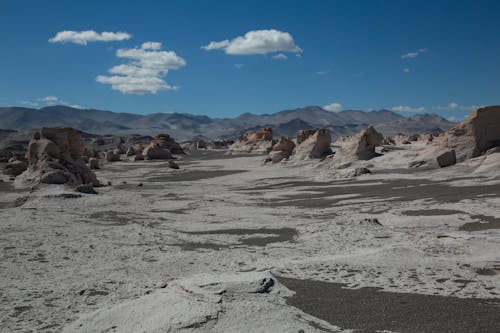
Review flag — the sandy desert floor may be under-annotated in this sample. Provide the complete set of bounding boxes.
[1,149,499,332]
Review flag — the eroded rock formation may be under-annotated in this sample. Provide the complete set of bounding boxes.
[229,127,273,153]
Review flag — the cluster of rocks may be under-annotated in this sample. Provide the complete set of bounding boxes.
[182,139,233,151]
[229,127,273,153]
[15,127,100,187]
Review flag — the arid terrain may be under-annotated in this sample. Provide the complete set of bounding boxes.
[1,107,500,333]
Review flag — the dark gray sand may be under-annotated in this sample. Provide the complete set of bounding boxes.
[401,209,464,216]
[459,214,500,232]
[279,277,500,333]
[255,178,500,208]
[177,227,298,250]
[147,169,247,182]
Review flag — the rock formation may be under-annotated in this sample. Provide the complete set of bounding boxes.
[105,150,120,162]
[335,127,383,161]
[296,129,317,145]
[446,106,500,162]
[152,134,184,154]
[142,143,172,160]
[436,150,456,168]
[229,127,273,153]
[267,137,296,163]
[88,157,99,170]
[17,127,99,186]
[292,128,332,160]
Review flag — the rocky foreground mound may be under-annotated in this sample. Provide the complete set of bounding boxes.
[16,127,99,187]
[334,126,384,161]
[229,127,273,153]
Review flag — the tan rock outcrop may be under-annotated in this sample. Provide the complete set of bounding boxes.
[293,128,332,160]
[296,129,317,145]
[229,127,273,153]
[152,134,184,154]
[17,127,99,186]
[446,106,500,162]
[142,143,172,160]
[105,150,120,162]
[267,137,296,163]
[335,127,383,161]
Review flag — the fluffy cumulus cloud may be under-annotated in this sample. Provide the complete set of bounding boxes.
[49,30,131,45]
[323,102,343,112]
[201,29,301,55]
[401,48,427,59]
[391,105,426,113]
[96,42,186,94]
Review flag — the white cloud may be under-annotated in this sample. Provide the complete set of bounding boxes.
[20,96,84,109]
[316,70,330,75]
[391,105,426,113]
[323,102,343,112]
[403,68,410,73]
[272,53,288,60]
[447,116,457,121]
[234,63,244,69]
[201,29,301,55]
[49,30,131,45]
[433,102,481,111]
[96,42,186,94]
[41,96,60,103]
[401,48,427,59]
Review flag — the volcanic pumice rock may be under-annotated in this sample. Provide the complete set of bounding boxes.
[16,127,99,186]
[436,150,456,168]
[267,136,296,163]
[152,134,184,154]
[292,128,332,160]
[446,106,500,162]
[143,143,172,160]
[230,127,274,153]
[335,126,383,161]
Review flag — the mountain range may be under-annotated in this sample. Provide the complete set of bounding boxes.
[0,105,455,140]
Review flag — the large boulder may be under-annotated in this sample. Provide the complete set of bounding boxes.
[142,143,172,160]
[293,128,332,160]
[335,127,383,161]
[267,137,296,163]
[446,106,500,162]
[105,150,120,162]
[152,134,184,154]
[17,128,99,186]
[436,150,456,168]
[229,127,273,153]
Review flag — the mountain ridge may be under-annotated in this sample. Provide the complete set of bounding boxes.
[0,105,455,140]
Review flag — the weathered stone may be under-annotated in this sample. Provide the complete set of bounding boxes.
[152,134,184,154]
[88,157,99,170]
[229,127,274,153]
[293,129,332,160]
[268,137,296,163]
[168,160,180,169]
[447,106,500,162]
[436,150,456,168]
[75,183,98,194]
[143,143,172,160]
[105,150,120,162]
[335,127,383,161]
[296,129,317,145]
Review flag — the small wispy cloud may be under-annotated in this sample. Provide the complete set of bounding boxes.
[433,102,482,111]
[323,102,343,112]
[272,53,288,60]
[403,68,410,73]
[202,29,301,55]
[316,70,330,75]
[49,30,131,45]
[401,48,427,59]
[234,63,244,69]
[391,105,426,113]
[20,96,83,109]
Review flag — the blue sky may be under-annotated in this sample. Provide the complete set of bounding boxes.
[1,0,499,120]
